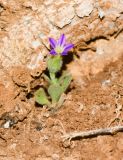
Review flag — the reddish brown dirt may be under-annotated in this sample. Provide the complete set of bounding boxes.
[0,56,123,160]
[1,0,123,159]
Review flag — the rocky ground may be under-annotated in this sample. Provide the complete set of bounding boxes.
[0,0,123,159]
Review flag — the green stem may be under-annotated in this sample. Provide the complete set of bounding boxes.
[50,72,58,84]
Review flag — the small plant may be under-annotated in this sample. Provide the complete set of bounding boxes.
[35,34,74,107]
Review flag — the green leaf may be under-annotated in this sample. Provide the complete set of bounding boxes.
[60,73,72,93]
[48,72,72,104]
[59,71,70,82]
[48,84,62,103]
[47,55,62,73]
[35,88,50,105]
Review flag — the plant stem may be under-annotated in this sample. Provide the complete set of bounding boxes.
[50,72,58,84]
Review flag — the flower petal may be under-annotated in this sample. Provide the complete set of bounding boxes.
[58,34,66,46]
[49,38,57,48]
[50,49,57,55]
[61,51,68,56]
[64,43,74,52]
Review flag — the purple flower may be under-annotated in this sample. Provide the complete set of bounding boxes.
[49,34,74,55]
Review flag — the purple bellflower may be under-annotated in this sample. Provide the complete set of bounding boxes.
[49,34,74,56]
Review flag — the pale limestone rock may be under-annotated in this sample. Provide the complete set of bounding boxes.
[75,0,94,18]
[0,0,123,79]
[46,3,75,28]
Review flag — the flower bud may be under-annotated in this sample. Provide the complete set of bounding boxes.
[47,55,62,73]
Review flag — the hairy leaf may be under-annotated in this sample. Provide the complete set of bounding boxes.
[35,88,50,105]
[59,72,72,93]
[48,84,62,103]
[47,55,62,73]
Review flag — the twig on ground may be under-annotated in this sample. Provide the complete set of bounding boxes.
[62,126,123,141]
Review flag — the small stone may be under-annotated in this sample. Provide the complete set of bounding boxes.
[52,154,60,160]
[3,120,11,128]
[76,102,84,113]
[101,79,111,89]
[32,40,41,49]
[98,8,105,19]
